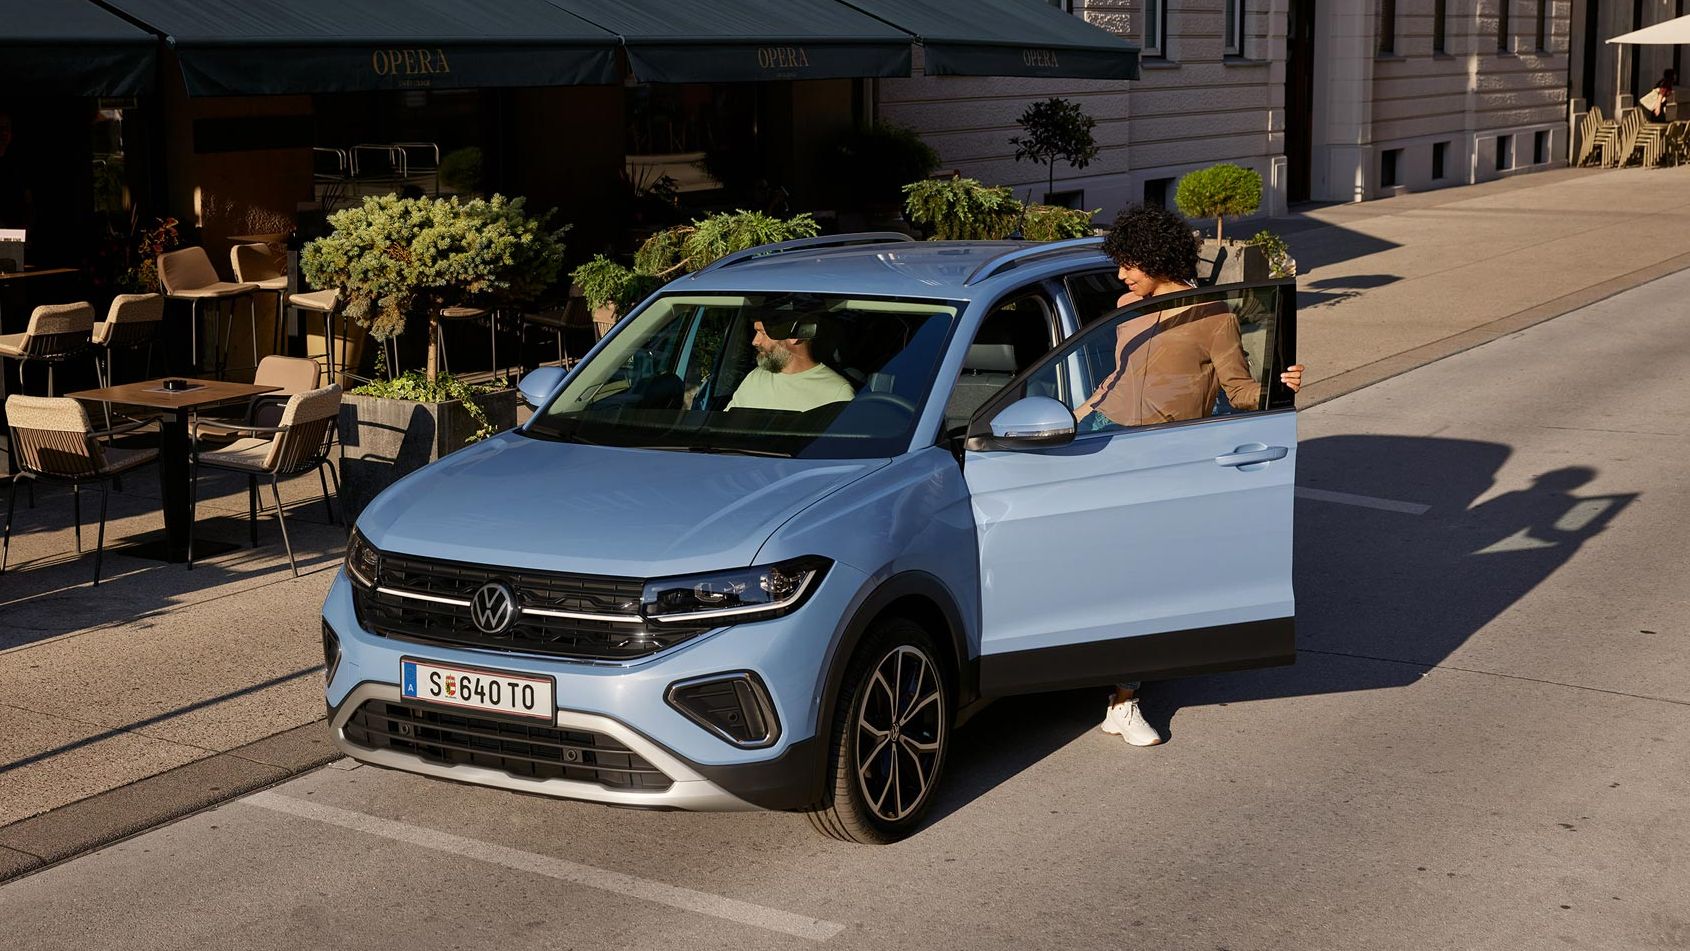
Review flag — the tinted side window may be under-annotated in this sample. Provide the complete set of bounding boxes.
[1020,284,1287,434]
[1064,269,1131,328]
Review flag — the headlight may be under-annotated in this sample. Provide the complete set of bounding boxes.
[642,557,829,625]
[345,528,380,589]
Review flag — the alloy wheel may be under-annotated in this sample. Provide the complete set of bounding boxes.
[854,645,946,822]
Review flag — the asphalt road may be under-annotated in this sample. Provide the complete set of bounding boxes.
[2,270,1688,951]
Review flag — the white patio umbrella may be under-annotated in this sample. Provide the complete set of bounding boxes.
[1606,13,1689,114]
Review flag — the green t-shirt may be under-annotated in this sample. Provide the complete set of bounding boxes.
[726,364,856,413]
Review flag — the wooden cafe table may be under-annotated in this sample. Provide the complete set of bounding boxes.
[64,377,281,562]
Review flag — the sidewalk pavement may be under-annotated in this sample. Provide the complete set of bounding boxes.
[4,164,1690,881]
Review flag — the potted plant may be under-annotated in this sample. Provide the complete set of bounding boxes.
[569,209,820,326]
[1009,97,1100,206]
[300,193,569,519]
[1175,163,1268,284]
[902,176,1098,241]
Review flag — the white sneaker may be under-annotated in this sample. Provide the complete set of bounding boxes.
[1101,696,1163,746]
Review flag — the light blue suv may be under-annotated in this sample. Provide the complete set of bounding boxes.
[322,234,1298,842]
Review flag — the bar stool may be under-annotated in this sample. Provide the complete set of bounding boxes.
[436,304,503,379]
[230,243,287,359]
[157,247,258,380]
[287,288,341,383]
[0,302,95,397]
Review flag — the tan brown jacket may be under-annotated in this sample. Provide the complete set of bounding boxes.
[1088,301,1261,427]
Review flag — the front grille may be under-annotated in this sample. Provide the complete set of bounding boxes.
[344,701,672,791]
[356,552,704,661]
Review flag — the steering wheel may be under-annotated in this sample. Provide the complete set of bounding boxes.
[852,391,917,414]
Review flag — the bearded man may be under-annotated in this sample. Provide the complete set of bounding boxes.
[724,314,854,413]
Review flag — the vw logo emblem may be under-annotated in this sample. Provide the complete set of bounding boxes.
[470,582,517,635]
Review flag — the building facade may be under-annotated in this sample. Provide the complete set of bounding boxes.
[880,0,1573,216]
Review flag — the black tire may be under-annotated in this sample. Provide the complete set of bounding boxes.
[804,617,951,844]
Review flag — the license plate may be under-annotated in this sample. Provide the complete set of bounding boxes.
[400,659,555,721]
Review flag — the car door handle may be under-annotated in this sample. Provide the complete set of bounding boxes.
[1215,444,1289,468]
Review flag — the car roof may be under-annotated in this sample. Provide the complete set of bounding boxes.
[676,238,1113,301]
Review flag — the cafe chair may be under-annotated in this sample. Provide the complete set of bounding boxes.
[2,394,159,586]
[188,384,341,578]
[230,244,287,359]
[0,301,95,398]
[157,247,258,381]
[191,355,320,444]
[90,293,166,428]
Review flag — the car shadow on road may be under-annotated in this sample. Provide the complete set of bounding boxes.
[929,433,1634,821]
[1151,433,1635,735]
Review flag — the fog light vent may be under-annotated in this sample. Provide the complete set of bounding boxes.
[666,672,780,749]
[322,620,342,684]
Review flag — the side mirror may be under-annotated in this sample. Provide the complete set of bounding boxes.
[964,396,1076,452]
[517,366,567,409]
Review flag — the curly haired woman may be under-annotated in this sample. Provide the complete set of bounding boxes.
[1076,203,1303,745]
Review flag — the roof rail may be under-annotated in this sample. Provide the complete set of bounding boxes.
[962,236,1107,286]
[691,232,915,278]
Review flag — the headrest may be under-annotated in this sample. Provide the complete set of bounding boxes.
[963,343,1018,374]
[759,310,825,341]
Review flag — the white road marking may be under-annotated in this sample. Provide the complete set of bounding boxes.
[242,791,846,942]
[1296,487,1431,515]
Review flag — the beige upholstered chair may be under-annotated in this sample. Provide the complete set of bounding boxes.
[231,243,287,358]
[191,355,321,443]
[158,247,258,380]
[0,302,95,397]
[189,384,341,577]
[3,395,158,586]
[92,293,166,387]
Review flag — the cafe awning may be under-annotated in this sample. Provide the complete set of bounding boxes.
[1,0,157,97]
[840,0,1141,80]
[97,0,622,96]
[547,0,913,83]
[1606,13,1690,44]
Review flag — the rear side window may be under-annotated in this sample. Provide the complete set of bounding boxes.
[943,291,1059,435]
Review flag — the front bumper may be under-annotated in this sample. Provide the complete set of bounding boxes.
[322,564,861,811]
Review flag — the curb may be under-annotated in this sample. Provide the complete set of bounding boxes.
[1299,249,1690,407]
[0,719,338,885]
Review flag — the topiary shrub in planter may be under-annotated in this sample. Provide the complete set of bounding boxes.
[1176,163,1269,284]
[336,371,519,521]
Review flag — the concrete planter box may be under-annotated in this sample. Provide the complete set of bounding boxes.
[337,388,519,522]
[1199,240,1271,286]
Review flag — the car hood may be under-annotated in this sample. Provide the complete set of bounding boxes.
[356,433,889,577]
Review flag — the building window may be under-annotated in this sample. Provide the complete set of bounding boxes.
[1047,0,1075,11]
[1225,0,1245,56]
[1381,148,1402,187]
[1432,141,1449,179]
[1380,0,1397,53]
[1496,135,1513,170]
[1535,0,1547,49]
[1143,0,1168,57]
[1434,0,1448,53]
[1498,0,1511,51]
[1534,129,1549,163]
[1144,176,1176,209]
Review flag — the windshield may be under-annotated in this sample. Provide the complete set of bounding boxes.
[527,292,961,459]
